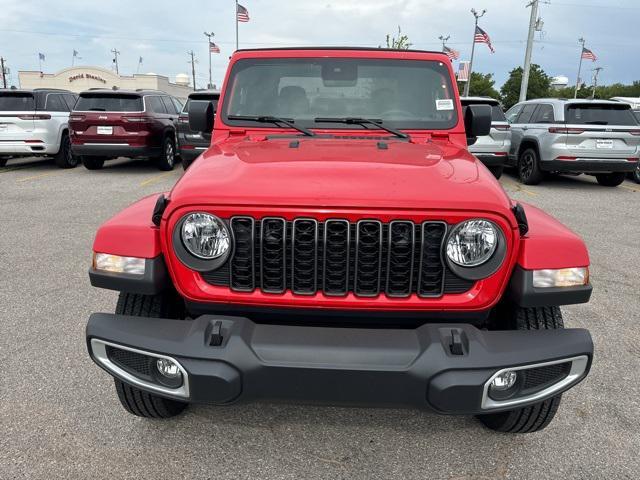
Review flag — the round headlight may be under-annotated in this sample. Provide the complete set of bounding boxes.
[181,213,230,259]
[446,219,498,267]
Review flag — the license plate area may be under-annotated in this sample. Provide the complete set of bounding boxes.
[97,126,113,135]
[596,139,614,149]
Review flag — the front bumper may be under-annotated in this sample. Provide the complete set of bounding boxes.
[87,313,593,414]
[542,159,638,173]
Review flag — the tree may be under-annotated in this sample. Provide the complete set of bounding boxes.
[458,72,501,100]
[555,81,640,100]
[500,64,551,109]
[384,26,412,50]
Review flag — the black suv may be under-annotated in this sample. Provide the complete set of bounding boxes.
[177,91,219,170]
[69,90,184,171]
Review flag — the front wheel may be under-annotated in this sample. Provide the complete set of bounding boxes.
[156,136,176,171]
[476,306,564,433]
[595,172,625,187]
[517,148,543,185]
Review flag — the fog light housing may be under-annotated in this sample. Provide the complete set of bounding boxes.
[154,358,183,388]
[93,253,146,275]
[488,370,520,400]
[533,267,588,288]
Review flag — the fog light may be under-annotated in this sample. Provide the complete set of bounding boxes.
[533,267,588,288]
[156,358,181,378]
[491,371,518,391]
[93,253,146,275]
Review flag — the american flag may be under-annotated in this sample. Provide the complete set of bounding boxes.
[237,4,250,22]
[581,47,597,62]
[457,61,470,82]
[209,41,221,53]
[443,46,460,61]
[474,26,495,53]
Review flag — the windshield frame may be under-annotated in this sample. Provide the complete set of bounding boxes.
[219,56,460,132]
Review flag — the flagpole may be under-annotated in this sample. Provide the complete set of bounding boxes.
[235,0,239,51]
[72,52,75,67]
[464,8,486,97]
[574,37,585,99]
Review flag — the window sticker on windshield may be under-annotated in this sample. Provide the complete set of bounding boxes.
[436,99,454,111]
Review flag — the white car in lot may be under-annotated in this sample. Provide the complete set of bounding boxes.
[0,88,79,168]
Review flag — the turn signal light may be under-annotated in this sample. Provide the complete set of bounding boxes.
[93,253,146,275]
[533,267,589,288]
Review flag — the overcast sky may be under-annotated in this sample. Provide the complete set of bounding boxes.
[1,0,637,90]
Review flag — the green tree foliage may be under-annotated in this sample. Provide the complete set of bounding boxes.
[457,72,501,100]
[500,64,551,109]
[384,26,412,50]
[555,81,640,100]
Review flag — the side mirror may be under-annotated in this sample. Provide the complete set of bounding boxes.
[188,100,214,133]
[464,104,492,146]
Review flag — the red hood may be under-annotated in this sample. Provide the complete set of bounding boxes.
[169,136,513,215]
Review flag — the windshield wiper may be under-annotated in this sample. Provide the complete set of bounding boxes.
[314,117,409,139]
[227,115,315,137]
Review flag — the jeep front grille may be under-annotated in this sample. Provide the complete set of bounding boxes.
[201,217,475,298]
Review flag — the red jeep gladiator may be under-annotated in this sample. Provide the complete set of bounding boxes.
[86,48,593,433]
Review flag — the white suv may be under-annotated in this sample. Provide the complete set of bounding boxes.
[0,88,79,168]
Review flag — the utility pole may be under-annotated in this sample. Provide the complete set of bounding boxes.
[591,67,603,99]
[463,8,486,97]
[235,0,239,51]
[188,50,197,91]
[574,37,585,98]
[111,48,121,75]
[438,35,450,51]
[0,57,7,89]
[519,0,540,103]
[204,32,215,89]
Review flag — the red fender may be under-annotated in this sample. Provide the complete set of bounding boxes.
[93,194,164,259]
[517,202,590,269]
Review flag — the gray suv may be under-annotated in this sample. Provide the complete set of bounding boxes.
[461,97,511,179]
[506,99,640,187]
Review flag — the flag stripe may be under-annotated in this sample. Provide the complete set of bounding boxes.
[581,47,597,61]
[237,4,250,22]
[457,61,470,81]
[443,46,460,61]
[210,42,221,53]
[474,26,495,53]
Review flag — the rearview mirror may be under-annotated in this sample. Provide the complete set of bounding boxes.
[464,104,492,146]
[188,100,214,133]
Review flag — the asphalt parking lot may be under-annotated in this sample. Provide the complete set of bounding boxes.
[1,156,638,480]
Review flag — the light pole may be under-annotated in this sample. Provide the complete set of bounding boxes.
[574,37,586,98]
[519,0,540,103]
[438,35,450,52]
[591,67,603,99]
[188,51,197,91]
[463,8,486,97]
[111,48,120,75]
[204,31,215,89]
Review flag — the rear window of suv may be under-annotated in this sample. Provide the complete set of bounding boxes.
[565,104,638,126]
[0,92,35,111]
[75,93,143,112]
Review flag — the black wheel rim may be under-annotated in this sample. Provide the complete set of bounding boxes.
[519,152,534,179]
[635,163,640,182]
[166,141,174,166]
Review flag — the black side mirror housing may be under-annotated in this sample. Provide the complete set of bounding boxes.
[463,104,492,146]
[188,100,215,133]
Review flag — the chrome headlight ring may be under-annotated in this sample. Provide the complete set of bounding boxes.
[172,213,233,272]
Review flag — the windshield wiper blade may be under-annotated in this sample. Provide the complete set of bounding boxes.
[227,115,315,137]
[314,117,409,139]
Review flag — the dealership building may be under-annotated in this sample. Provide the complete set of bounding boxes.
[18,66,193,100]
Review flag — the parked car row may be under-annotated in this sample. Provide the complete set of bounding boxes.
[1,88,638,185]
[463,96,640,186]
[0,88,220,172]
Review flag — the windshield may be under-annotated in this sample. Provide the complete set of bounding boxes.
[565,104,638,126]
[222,58,458,130]
[75,94,143,112]
[0,92,35,111]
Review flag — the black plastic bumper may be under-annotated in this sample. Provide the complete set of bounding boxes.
[178,147,207,162]
[86,313,593,414]
[72,144,159,159]
[474,154,507,167]
[542,159,638,173]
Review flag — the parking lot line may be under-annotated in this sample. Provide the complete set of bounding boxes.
[139,171,178,187]
[0,165,36,174]
[16,171,65,183]
[500,179,538,197]
[620,184,638,193]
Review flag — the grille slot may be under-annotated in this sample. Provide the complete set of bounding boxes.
[523,362,571,391]
[201,217,475,298]
[106,346,152,378]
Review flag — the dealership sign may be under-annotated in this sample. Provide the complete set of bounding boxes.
[68,73,108,84]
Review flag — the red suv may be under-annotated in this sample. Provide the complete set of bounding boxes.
[69,89,183,170]
[86,48,593,433]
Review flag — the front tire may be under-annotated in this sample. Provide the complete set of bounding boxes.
[595,172,625,187]
[517,148,544,185]
[111,292,187,418]
[156,136,176,171]
[476,306,564,433]
[82,156,105,170]
[54,133,78,168]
